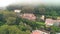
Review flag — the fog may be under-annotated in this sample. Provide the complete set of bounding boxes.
[0,0,60,7]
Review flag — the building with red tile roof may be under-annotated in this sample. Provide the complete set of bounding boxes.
[20,13,36,21]
[31,30,50,34]
[45,18,60,27]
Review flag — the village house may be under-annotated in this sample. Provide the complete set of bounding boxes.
[31,30,50,34]
[40,15,45,21]
[45,18,60,27]
[57,17,60,20]
[14,9,21,13]
[20,13,36,21]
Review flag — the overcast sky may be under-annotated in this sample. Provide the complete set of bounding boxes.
[0,0,60,7]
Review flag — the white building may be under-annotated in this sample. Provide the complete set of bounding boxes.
[14,10,21,13]
[40,15,45,20]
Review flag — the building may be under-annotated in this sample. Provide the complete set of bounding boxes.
[31,30,50,34]
[40,15,45,21]
[45,18,54,26]
[20,13,36,21]
[45,18,60,27]
[14,10,21,13]
[57,17,60,20]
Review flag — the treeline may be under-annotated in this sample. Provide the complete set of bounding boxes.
[6,5,60,19]
[6,5,60,16]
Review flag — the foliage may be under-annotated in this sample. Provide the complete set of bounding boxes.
[51,26,60,32]
[0,25,31,34]
[0,5,60,34]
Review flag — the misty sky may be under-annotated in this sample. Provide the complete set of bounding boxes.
[0,0,60,7]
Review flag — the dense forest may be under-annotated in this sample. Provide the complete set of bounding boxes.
[0,5,60,34]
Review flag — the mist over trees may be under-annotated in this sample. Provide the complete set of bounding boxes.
[6,4,60,16]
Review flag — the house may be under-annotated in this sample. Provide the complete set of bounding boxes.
[45,18,60,27]
[31,30,50,34]
[57,17,60,20]
[45,18,54,26]
[40,15,45,21]
[20,13,36,21]
[14,10,21,13]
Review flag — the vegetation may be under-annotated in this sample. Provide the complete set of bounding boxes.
[0,10,45,34]
[0,5,60,34]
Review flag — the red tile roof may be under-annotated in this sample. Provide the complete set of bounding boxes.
[31,30,50,34]
[31,30,41,34]
[20,13,36,20]
[45,18,60,26]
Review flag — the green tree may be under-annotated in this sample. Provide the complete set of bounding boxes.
[50,11,58,19]
[0,25,9,34]
[19,22,32,31]
[38,8,45,15]
[5,17,16,25]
